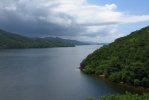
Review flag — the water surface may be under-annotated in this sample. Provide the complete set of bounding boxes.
[0,45,126,100]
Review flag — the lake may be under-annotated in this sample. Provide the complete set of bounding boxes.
[0,45,127,100]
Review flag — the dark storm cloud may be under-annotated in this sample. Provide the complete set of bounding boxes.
[0,0,84,37]
[0,11,83,37]
[1,0,147,42]
[0,0,120,39]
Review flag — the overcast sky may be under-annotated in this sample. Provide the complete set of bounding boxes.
[0,0,149,42]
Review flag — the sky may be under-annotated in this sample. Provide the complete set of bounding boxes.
[0,0,149,43]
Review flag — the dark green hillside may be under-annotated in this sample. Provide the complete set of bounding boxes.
[0,29,90,49]
[44,37,90,45]
[81,26,149,88]
[0,29,33,49]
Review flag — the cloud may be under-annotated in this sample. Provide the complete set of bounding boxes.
[0,0,149,42]
[120,15,149,24]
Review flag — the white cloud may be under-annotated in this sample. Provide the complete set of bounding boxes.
[120,15,149,24]
[4,4,16,11]
[49,0,149,26]
[0,0,149,42]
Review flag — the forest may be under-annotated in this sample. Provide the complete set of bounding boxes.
[81,26,149,88]
[0,29,88,49]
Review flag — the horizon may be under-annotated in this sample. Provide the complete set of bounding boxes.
[0,0,149,43]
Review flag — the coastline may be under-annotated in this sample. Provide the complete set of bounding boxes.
[98,75,149,93]
[80,68,149,93]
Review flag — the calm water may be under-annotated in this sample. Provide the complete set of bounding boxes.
[0,45,126,100]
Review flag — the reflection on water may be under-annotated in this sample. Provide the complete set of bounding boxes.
[0,45,127,100]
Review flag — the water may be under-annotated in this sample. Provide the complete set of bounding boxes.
[0,45,126,100]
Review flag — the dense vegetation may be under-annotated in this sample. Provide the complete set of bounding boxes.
[81,26,149,88]
[0,29,88,49]
[87,92,149,100]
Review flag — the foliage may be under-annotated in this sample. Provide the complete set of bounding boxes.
[87,92,149,100]
[0,29,88,49]
[103,93,149,100]
[81,26,149,88]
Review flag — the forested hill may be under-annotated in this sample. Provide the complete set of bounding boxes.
[44,37,90,45]
[0,29,88,49]
[80,26,149,88]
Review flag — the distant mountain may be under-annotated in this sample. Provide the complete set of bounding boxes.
[81,41,109,45]
[81,26,149,88]
[44,37,90,45]
[0,29,88,49]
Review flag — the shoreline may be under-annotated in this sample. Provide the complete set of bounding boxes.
[80,68,149,93]
[98,75,149,93]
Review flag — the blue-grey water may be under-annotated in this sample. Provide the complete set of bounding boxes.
[0,45,126,100]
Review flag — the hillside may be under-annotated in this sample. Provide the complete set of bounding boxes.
[44,37,90,45]
[80,26,149,88]
[0,29,88,49]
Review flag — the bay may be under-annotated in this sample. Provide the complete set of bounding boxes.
[0,45,126,100]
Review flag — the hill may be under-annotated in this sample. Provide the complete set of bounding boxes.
[0,29,88,49]
[44,37,90,45]
[80,26,149,88]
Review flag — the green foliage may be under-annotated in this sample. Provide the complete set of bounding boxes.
[109,72,121,82]
[87,93,149,100]
[100,93,149,100]
[81,26,149,88]
[87,97,95,100]
[0,29,88,49]
[133,79,141,86]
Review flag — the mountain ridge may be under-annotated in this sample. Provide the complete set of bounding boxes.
[80,26,149,88]
[0,29,89,49]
